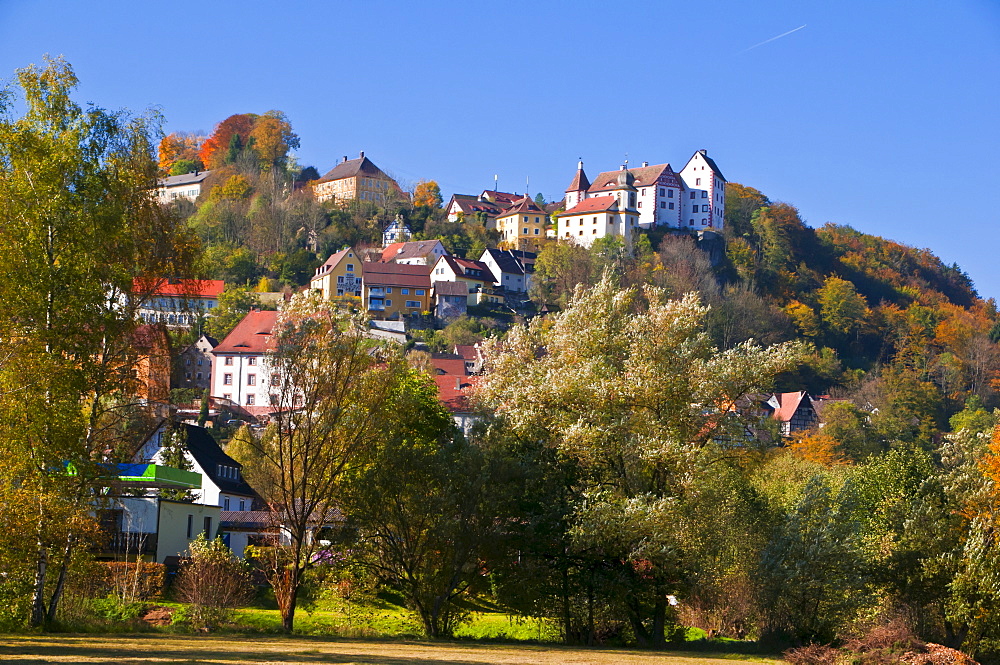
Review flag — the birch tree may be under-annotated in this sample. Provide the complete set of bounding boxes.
[0,57,196,626]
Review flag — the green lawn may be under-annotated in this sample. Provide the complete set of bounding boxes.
[0,634,787,664]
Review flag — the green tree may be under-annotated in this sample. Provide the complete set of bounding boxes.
[478,275,804,646]
[0,57,196,627]
[239,293,410,632]
[818,275,868,336]
[342,371,486,638]
[204,287,258,339]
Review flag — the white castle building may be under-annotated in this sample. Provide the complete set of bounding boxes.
[562,150,727,239]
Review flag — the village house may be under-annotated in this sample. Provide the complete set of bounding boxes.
[382,215,412,246]
[433,280,469,320]
[430,255,500,305]
[380,239,449,265]
[765,391,821,436]
[429,353,480,436]
[479,248,535,294]
[361,262,432,320]
[177,334,218,392]
[312,152,404,204]
[495,196,548,251]
[210,310,280,415]
[156,170,211,205]
[135,278,225,328]
[557,168,639,248]
[445,194,506,227]
[310,247,362,300]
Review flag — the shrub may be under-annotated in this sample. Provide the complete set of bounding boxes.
[173,535,254,630]
[102,562,166,602]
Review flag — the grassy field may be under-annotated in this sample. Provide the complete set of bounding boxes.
[0,634,786,665]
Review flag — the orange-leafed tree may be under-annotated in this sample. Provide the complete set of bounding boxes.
[158,132,204,174]
[413,180,443,208]
[248,112,299,170]
[198,113,257,170]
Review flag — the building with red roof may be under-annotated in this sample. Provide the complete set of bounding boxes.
[556,168,640,249]
[430,255,500,305]
[361,262,432,321]
[210,310,280,414]
[496,196,548,251]
[134,278,225,328]
[563,150,726,231]
[380,239,449,265]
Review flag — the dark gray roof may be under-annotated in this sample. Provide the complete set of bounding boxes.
[158,171,211,188]
[433,280,471,297]
[483,248,526,277]
[183,425,258,498]
[319,154,389,182]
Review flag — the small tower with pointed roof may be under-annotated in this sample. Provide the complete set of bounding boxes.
[564,160,591,210]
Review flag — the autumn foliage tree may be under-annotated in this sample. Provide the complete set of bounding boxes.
[413,179,443,208]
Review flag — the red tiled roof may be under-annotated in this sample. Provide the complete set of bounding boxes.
[565,165,591,193]
[213,310,279,355]
[380,240,445,263]
[771,391,808,423]
[362,262,432,288]
[434,374,478,413]
[314,248,356,277]
[453,345,477,360]
[439,256,496,283]
[498,196,544,217]
[481,190,521,206]
[431,356,467,376]
[557,195,620,216]
[134,278,225,299]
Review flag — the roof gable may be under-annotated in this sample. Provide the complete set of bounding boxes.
[213,310,278,355]
[558,195,620,216]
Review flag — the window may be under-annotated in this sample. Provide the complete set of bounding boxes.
[271,374,280,386]
[269,394,278,405]
[224,497,230,511]
[659,188,665,196]
[593,217,597,224]
[523,228,528,234]
[702,191,708,198]
[385,299,392,306]
[185,359,191,366]
[223,393,231,401]
[346,263,354,271]
[224,357,233,366]
[702,205,710,212]
[386,287,392,294]
[247,357,256,366]
[185,372,191,379]
[534,228,540,234]
[638,202,642,208]
[592,229,597,234]
[223,373,232,385]
[415,289,425,296]
[406,300,420,308]
[204,516,212,537]
[668,202,675,210]
[196,372,202,380]
[701,219,707,225]
[197,359,203,366]
[660,202,665,209]
[187,515,193,538]
[246,394,255,405]
[689,219,694,226]
[668,190,674,198]
[690,192,696,199]
[239,499,245,511]
[579,230,584,235]
[696,178,701,185]
[401,288,409,295]
[247,374,256,386]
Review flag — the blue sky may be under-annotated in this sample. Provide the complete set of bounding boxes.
[2,1,999,297]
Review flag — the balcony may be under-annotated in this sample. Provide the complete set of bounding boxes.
[98,531,158,556]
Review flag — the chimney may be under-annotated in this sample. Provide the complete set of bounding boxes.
[343,155,348,163]
[359,151,365,159]
[455,376,462,390]
[642,161,648,167]
[620,164,626,171]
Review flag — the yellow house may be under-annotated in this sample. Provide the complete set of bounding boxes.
[310,247,362,300]
[312,152,405,204]
[361,262,432,321]
[496,196,547,251]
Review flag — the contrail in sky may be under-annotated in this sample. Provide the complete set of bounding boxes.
[740,24,807,53]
